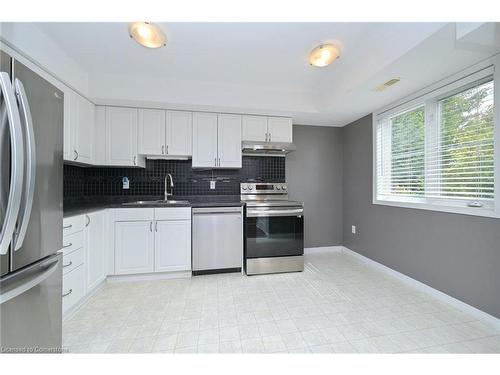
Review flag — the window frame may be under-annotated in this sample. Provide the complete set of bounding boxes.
[373,56,500,218]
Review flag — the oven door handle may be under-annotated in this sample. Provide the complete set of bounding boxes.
[247,208,304,217]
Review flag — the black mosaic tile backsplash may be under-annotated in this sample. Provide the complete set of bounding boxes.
[64,156,285,200]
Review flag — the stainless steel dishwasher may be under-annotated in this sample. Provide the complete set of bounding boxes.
[192,206,243,275]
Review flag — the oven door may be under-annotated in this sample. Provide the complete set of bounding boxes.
[245,207,304,259]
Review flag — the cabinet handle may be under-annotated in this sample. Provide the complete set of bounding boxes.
[269,133,271,142]
[155,221,158,232]
[162,145,165,155]
[63,224,72,230]
[63,242,72,249]
[214,157,217,167]
[85,214,90,227]
[150,221,153,232]
[73,150,79,160]
[62,289,73,297]
[218,157,221,167]
[133,156,137,165]
[166,145,169,154]
[63,261,73,268]
[265,133,268,142]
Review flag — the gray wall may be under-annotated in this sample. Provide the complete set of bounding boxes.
[342,114,500,318]
[287,125,343,248]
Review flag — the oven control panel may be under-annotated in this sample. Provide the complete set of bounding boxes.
[240,183,288,194]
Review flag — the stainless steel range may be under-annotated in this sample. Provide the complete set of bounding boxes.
[241,182,304,275]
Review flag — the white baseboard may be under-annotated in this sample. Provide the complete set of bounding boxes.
[342,246,500,330]
[304,246,344,254]
[107,271,192,283]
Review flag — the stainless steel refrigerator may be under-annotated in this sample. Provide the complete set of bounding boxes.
[0,49,63,353]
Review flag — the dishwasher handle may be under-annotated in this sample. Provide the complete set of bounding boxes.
[192,207,242,214]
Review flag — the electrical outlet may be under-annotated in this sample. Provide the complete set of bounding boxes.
[351,225,356,234]
[122,177,129,190]
[210,180,216,190]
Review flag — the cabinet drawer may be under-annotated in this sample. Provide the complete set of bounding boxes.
[63,215,85,236]
[62,231,84,255]
[113,208,154,221]
[62,246,84,275]
[154,207,191,221]
[62,265,85,314]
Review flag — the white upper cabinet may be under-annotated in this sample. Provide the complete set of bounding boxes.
[166,110,192,156]
[138,108,166,155]
[75,95,94,163]
[242,115,268,142]
[93,106,106,165]
[267,117,293,143]
[105,107,144,167]
[192,112,242,169]
[63,90,95,164]
[63,90,72,161]
[217,114,242,168]
[192,112,218,168]
[137,109,192,157]
[242,115,293,143]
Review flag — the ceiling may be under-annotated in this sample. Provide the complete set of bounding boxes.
[35,22,500,126]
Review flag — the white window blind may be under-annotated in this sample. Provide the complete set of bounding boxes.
[374,69,497,217]
[432,80,495,201]
[376,106,425,198]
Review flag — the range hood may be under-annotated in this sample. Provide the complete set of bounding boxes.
[242,141,296,156]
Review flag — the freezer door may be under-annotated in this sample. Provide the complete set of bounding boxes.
[11,60,63,272]
[0,253,62,353]
[0,50,12,277]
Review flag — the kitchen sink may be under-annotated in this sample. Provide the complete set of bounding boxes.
[122,200,190,206]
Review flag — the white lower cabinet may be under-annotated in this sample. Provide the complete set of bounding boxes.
[114,221,155,275]
[62,215,86,315]
[113,207,192,276]
[62,207,192,315]
[154,220,191,272]
[62,264,85,314]
[85,211,107,291]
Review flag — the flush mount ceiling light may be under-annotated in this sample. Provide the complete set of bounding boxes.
[309,44,341,67]
[128,22,167,48]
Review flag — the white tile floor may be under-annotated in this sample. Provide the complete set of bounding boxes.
[63,251,500,353]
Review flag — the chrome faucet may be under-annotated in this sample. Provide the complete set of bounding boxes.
[164,174,174,200]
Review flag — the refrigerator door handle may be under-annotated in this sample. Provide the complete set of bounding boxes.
[13,78,36,251]
[0,257,58,305]
[0,72,24,256]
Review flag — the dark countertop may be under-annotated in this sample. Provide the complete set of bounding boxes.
[63,195,244,218]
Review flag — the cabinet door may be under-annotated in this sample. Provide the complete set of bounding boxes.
[93,106,106,165]
[114,221,154,275]
[85,211,106,291]
[166,110,192,156]
[62,265,85,314]
[74,95,94,164]
[217,114,242,168]
[267,117,293,143]
[63,89,73,161]
[192,112,218,168]
[105,107,139,166]
[242,115,267,142]
[154,220,191,272]
[138,108,165,155]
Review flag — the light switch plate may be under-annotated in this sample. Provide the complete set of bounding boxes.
[351,225,356,234]
[210,180,216,189]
